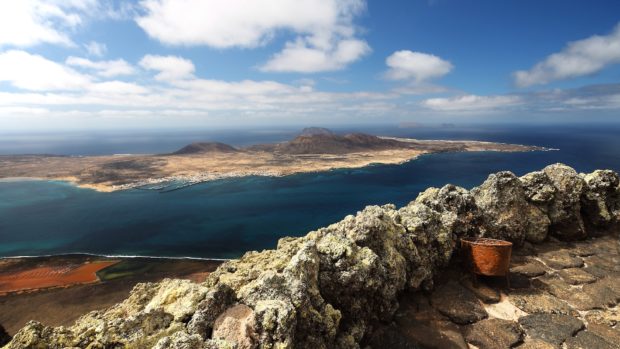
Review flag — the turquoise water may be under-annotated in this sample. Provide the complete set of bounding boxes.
[1,124,620,258]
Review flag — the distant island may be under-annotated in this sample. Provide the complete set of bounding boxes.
[0,128,544,192]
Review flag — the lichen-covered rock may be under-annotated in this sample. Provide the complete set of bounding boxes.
[520,171,557,206]
[5,280,209,349]
[472,171,549,244]
[415,184,482,237]
[581,169,620,234]
[543,164,587,240]
[6,164,619,349]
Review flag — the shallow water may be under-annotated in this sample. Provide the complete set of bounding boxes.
[1,124,619,258]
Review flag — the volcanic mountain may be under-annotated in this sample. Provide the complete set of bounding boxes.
[245,128,409,154]
[171,142,239,155]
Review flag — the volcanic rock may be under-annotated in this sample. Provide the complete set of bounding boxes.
[471,171,549,244]
[464,318,524,349]
[543,164,587,240]
[430,281,487,324]
[518,314,584,346]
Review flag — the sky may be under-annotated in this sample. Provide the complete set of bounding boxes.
[0,0,619,130]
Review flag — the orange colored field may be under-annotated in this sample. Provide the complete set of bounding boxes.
[0,261,118,295]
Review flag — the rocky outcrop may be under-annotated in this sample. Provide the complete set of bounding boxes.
[5,164,620,349]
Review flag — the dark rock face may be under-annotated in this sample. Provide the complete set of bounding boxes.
[519,314,584,346]
[366,324,423,349]
[6,164,620,349]
[0,324,11,347]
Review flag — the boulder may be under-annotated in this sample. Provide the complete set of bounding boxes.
[415,184,482,237]
[543,164,587,240]
[581,169,620,234]
[520,171,557,206]
[472,171,549,244]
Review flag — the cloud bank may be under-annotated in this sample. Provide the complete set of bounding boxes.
[136,0,370,73]
[514,23,620,87]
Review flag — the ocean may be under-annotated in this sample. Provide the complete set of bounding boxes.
[1,123,620,259]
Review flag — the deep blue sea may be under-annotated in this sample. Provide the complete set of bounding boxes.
[1,124,620,259]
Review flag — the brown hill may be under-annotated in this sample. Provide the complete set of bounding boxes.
[171,142,238,155]
[298,127,335,137]
[272,133,409,154]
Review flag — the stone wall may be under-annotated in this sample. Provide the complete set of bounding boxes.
[5,164,620,349]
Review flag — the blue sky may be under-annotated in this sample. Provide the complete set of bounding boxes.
[0,0,619,130]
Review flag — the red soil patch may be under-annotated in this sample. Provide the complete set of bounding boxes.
[0,261,118,295]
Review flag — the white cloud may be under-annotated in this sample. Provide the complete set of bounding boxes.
[260,38,370,73]
[514,23,620,87]
[393,83,448,95]
[0,50,91,90]
[422,95,522,112]
[139,55,195,81]
[88,81,148,94]
[136,0,369,73]
[385,50,453,81]
[66,56,135,77]
[135,0,363,48]
[0,106,49,115]
[0,0,98,47]
[84,41,107,57]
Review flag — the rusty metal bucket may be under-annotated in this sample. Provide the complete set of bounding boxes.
[461,237,513,287]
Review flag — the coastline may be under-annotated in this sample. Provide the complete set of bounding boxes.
[0,252,230,262]
[0,140,547,193]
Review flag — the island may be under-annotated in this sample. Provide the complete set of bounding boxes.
[0,127,544,192]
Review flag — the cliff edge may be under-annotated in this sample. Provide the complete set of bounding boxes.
[4,163,620,349]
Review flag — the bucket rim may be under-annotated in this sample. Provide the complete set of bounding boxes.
[461,236,513,247]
